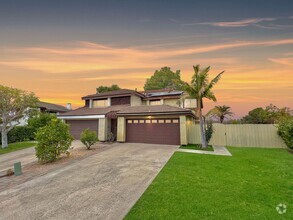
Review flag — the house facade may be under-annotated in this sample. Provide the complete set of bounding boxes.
[58,89,197,145]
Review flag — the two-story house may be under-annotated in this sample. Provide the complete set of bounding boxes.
[58,89,197,145]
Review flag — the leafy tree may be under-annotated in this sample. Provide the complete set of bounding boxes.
[277,116,293,149]
[177,65,224,148]
[207,105,234,123]
[96,84,120,93]
[144,67,182,90]
[0,85,38,148]
[241,104,292,124]
[35,119,73,163]
[80,129,98,150]
[28,112,57,131]
[241,108,269,124]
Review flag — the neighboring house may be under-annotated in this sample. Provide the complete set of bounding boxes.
[38,101,70,114]
[58,89,197,145]
[15,101,69,126]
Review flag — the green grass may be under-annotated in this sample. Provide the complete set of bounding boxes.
[126,147,293,219]
[180,144,214,151]
[0,141,36,154]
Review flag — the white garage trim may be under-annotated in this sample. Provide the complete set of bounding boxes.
[58,115,105,120]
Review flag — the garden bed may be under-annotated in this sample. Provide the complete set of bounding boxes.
[179,144,214,151]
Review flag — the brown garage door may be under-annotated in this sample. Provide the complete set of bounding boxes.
[66,120,99,139]
[126,118,180,145]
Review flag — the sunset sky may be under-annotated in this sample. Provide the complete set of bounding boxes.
[1,0,292,117]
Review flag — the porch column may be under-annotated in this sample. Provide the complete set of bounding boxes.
[117,117,126,142]
[98,118,108,141]
[180,115,188,145]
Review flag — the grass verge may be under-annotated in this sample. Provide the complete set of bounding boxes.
[0,141,36,155]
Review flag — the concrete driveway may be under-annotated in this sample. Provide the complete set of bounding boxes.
[0,143,178,220]
[0,141,84,173]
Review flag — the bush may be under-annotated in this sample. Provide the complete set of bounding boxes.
[278,117,293,149]
[0,126,35,144]
[80,129,98,150]
[35,119,73,163]
[205,121,214,144]
[28,112,57,136]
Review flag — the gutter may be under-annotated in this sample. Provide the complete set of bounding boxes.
[57,115,105,120]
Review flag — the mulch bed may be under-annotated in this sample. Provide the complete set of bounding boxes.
[0,143,113,192]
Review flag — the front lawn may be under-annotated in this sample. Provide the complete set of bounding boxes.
[126,147,293,219]
[0,141,36,155]
[180,144,214,151]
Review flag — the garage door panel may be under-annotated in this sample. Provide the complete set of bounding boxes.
[126,118,180,145]
[66,120,99,139]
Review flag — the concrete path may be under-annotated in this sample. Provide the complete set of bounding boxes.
[0,143,178,220]
[177,145,232,156]
[0,141,84,173]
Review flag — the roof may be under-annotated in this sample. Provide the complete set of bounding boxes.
[142,89,183,100]
[116,105,193,116]
[37,101,68,113]
[82,89,144,100]
[59,105,194,117]
[59,105,129,116]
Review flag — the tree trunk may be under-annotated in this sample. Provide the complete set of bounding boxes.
[220,116,224,123]
[1,128,8,148]
[197,99,207,148]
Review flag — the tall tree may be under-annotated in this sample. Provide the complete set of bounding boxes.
[178,65,224,148]
[0,85,38,148]
[96,84,120,93]
[144,67,182,90]
[207,105,233,123]
[241,104,292,124]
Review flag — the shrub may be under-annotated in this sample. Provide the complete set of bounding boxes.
[28,112,57,136]
[278,117,293,149]
[35,119,73,163]
[0,126,35,144]
[205,121,214,144]
[80,129,98,150]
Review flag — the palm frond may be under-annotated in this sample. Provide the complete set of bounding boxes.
[203,71,224,97]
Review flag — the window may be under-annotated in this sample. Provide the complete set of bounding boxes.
[150,100,161,105]
[145,120,151,123]
[173,119,179,123]
[165,119,171,123]
[128,120,132,124]
[184,99,197,108]
[152,120,157,123]
[133,120,139,123]
[93,99,107,108]
[139,120,145,123]
[158,120,165,123]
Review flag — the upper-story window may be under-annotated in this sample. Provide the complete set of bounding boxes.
[111,96,130,106]
[93,99,107,108]
[184,99,197,108]
[150,100,161,105]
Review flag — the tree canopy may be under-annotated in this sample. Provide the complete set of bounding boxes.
[144,67,182,90]
[96,84,121,93]
[207,105,233,123]
[0,85,38,148]
[241,104,292,124]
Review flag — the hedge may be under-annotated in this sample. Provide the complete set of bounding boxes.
[0,126,35,144]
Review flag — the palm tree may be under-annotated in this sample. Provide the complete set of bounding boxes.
[178,65,224,148]
[207,105,233,123]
